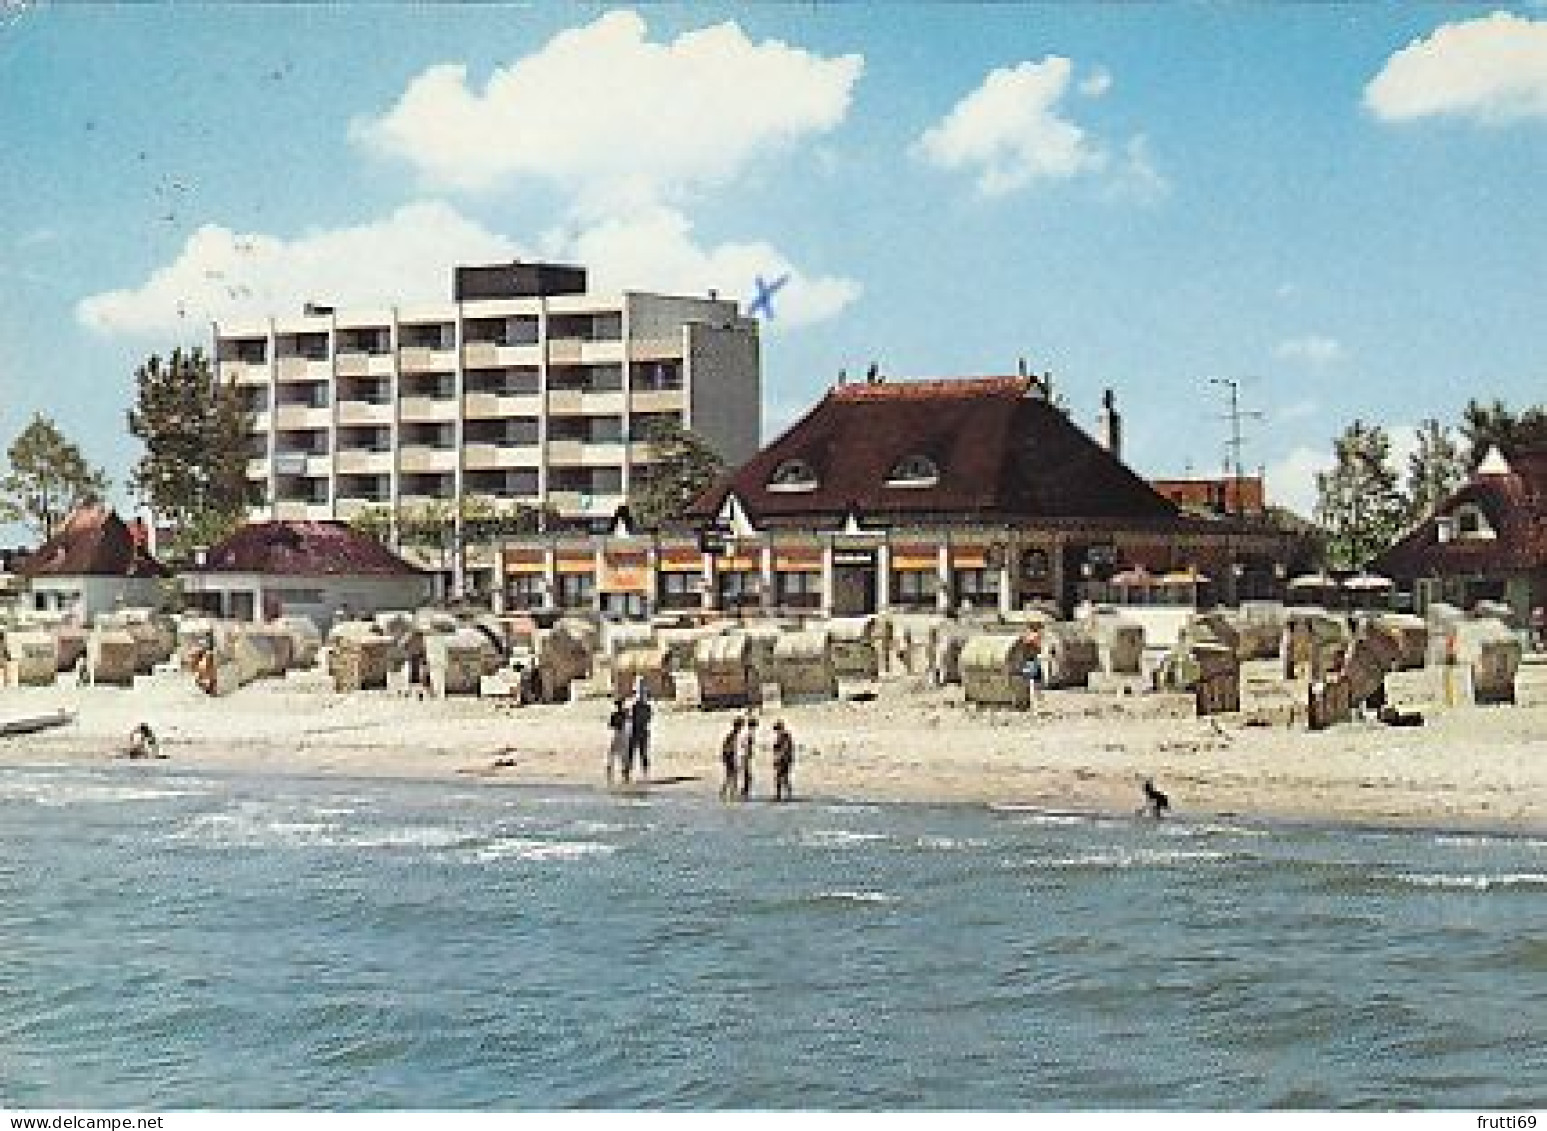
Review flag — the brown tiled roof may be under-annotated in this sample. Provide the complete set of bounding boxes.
[1374,446,1547,577]
[691,376,1178,526]
[19,504,170,579]
[190,521,426,577]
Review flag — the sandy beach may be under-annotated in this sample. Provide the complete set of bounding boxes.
[4,658,1545,833]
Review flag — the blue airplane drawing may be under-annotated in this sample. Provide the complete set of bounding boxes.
[747,272,790,320]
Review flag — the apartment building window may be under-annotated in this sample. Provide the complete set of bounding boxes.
[556,573,595,609]
[338,328,390,355]
[277,383,329,409]
[658,571,700,611]
[891,570,939,610]
[402,423,455,449]
[630,361,682,391]
[337,475,389,503]
[402,373,455,399]
[230,339,267,364]
[277,477,329,505]
[338,426,390,452]
[238,387,269,414]
[279,332,329,361]
[776,571,821,610]
[275,429,328,456]
[340,378,390,405]
[401,323,452,350]
[717,570,760,610]
[549,364,622,393]
[550,312,621,342]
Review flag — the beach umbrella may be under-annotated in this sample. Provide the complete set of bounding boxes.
[1287,571,1338,590]
[1342,572,1393,591]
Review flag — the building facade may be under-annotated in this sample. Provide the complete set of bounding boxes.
[213,261,760,536]
[16,505,169,620]
[490,376,1314,619]
[1374,445,1547,621]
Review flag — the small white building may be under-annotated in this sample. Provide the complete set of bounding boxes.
[180,520,430,631]
[15,505,169,621]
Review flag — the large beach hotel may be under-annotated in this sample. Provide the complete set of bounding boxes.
[212,260,761,535]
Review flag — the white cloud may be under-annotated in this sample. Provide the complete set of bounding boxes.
[1365,11,1547,124]
[913,57,1108,196]
[1105,135,1170,203]
[550,204,859,329]
[1274,335,1344,366]
[350,9,863,205]
[1276,398,1322,423]
[76,201,522,337]
[1264,445,1332,518]
[77,200,858,339]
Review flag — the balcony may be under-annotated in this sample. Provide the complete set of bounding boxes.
[276,356,331,382]
[273,501,334,522]
[629,389,685,414]
[579,441,627,467]
[630,337,683,363]
[219,359,269,384]
[546,439,584,465]
[546,389,583,415]
[398,396,458,423]
[399,447,458,474]
[273,404,331,430]
[398,347,457,373]
[335,450,394,475]
[337,400,394,426]
[464,443,540,472]
[463,391,543,420]
[547,338,583,365]
[249,411,272,433]
[245,457,269,479]
[463,342,541,369]
[335,352,396,378]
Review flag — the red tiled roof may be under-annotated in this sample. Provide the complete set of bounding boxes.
[1374,446,1547,577]
[189,521,426,577]
[690,375,1178,525]
[18,504,170,580]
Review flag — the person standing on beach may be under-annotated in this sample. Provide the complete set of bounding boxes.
[719,716,744,801]
[625,690,653,782]
[1021,627,1045,708]
[739,715,759,800]
[606,696,630,786]
[771,720,795,802]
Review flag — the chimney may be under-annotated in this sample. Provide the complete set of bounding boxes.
[1097,388,1122,461]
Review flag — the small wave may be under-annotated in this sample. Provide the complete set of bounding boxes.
[811,890,899,905]
[801,828,889,847]
[1391,872,1547,891]
[915,835,987,851]
[0,782,206,806]
[1027,848,1235,871]
[467,837,616,863]
[1159,822,1270,840]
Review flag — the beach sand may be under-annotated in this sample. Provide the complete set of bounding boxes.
[4,659,1545,832]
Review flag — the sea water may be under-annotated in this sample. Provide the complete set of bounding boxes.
[0,759,1543,1110]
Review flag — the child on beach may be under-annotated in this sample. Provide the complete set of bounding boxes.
[739,715,759,800]
[719,717,744,801]
[606,697,630,786]
[771,720,794,802]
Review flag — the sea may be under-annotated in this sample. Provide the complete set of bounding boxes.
[0,757,1543,1112]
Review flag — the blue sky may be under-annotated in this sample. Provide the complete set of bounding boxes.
[2,2,1545,528]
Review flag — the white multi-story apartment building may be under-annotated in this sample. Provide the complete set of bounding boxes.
[213,262,760,533]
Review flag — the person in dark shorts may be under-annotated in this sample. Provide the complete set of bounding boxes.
[771,720,795,802]
[625,690,653,782]
[719,716,744,801]
[606,697,630,786]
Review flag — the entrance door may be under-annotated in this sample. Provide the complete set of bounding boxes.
[831,565,877,615]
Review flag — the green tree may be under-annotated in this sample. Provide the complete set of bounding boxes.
[627,416,726,530]
[126,347,253,562]
[1313,420,1407,571]
[0,413,110,539]
[1459,398,1547,468]
[1404,418,1466,523]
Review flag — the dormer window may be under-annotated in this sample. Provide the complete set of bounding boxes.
[1454,504,1495,540]
[768,459,818,493]
[885,454,940,488]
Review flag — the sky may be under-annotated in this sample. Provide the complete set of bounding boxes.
[2,1,1545,530]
